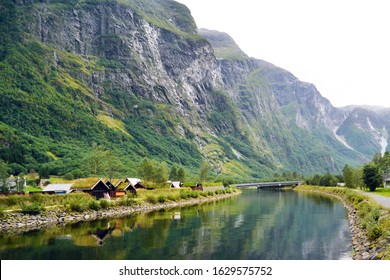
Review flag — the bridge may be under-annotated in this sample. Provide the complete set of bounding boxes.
[235,181,303,190]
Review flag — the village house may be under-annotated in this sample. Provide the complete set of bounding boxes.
[105,178,123,198]
[383,174,390,188]
[169,181,183,189]
[42,184,73,195]
[71,178,111,199]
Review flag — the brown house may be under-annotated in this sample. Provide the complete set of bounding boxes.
[71,178,110,199]
[105,179,123,198]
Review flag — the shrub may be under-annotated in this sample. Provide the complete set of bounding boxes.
[20,202,44,215]
[4,195,21,207]
[167,193,180,201]
[206,191,214,196]
[367,224,383,241]
[118,197,138,206]
[190,191,199,198]
[157,195,167,203]
[88,200,101,211]
[146,195,158,204]
[69,202,88,212]
[180,190,191,199]
[99,199,111,209]
[0,205,6,218]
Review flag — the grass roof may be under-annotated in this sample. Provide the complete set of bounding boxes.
[71,178,102,190]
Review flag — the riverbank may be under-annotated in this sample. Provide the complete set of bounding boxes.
[295,186,390,260]
[0,191,240,235]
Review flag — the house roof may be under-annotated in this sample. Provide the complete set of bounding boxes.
[116,181,131,190]
[384,174,390,181]
[105,178,122,186]
[125,178,141,187]
[71,178,109,190]
[43,184,73,193]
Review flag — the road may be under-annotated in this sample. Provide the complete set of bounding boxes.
[355,190,390,209]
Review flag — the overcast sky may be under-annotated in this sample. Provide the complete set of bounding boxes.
[176,0,390,108]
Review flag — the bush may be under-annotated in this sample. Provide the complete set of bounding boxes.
[190,191,199,198]
[69,202,88,212]
[63,172,74,180]
[4,195,21,207]
[157,195,167,203]
[146,195,158,204]
[367,224,383,241]
[167,193,180,201]
[180,190,191,199]
[88,200,101,211]
[118,197,138,206]
[99,199,111,209]
[20,202,44,215]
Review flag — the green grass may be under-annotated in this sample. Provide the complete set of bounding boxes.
[373,188,390,197]
[25,186,42,193]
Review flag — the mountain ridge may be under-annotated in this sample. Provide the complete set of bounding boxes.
[0,0,387,180]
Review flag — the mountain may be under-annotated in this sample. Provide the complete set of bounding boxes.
[0,0,388,181]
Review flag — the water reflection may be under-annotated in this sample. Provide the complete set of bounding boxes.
[0,190,352,260]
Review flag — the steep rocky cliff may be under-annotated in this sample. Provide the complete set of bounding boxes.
[0,0,387,180]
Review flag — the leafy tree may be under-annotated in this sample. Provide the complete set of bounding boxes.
[343,164,354,188]
[379,151,390,174]
[38,165,50,179]
[137,158,168,187]
[0,159,9,193]
[169,165,178,180]
[177,167,186,182]
[84,143,107,176]
[352,167,365,189]
[363,162,382,192]
[104,150,125,180]
[137,158,156,182]
[319,173,338,187]
[199,162,210,183]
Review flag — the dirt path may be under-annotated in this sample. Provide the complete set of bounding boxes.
[355,190,390,209]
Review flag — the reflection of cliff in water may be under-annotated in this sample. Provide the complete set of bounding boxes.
[0,190,352,260]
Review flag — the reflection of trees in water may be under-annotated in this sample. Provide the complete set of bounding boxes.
[0,191,351,260]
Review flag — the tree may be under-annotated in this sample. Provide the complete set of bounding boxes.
[137,158,168,187]
[169,165,178,180]
[199,162,210,183]
[137,158,155,182]
[343,164,354,188]
[363,162,382,192]
[352,167,365,190]
[84,143,107,176]
[104,150,124,180]
[319,173,338,187]
[0,159,9,193]
[177,167,186,182]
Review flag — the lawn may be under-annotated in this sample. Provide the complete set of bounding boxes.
[374,188,390,197]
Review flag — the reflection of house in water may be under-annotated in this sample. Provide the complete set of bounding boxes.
[172,212,181,220]
[70,219,136,247]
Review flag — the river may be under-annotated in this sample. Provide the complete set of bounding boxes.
[0,189,352,260]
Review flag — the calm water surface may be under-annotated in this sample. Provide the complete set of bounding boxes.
[0,190,352,259]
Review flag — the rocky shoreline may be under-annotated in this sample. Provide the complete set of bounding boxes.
[0,192,238,235]
[299,189,388,260]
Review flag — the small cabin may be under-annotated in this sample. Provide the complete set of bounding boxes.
[115,180,136,196]
[125,178,145,189]
[42,184,72,194]
[71,178,111,199]
[170,181,183,189]
[105,179,122,197]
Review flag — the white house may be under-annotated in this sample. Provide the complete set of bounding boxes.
[42,184,73,194]
[383,175,390,188]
